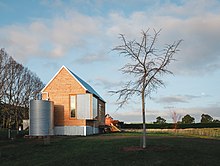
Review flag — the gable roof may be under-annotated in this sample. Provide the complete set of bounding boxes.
[41,65,105,102]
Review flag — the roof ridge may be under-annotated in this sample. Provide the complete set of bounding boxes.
[64,66,105,102]
[42,65,105,102]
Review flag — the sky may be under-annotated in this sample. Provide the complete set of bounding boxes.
[0,0,220,123]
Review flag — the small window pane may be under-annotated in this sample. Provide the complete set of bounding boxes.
[70,96,76,118]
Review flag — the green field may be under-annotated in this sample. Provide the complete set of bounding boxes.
[0,132,220,166]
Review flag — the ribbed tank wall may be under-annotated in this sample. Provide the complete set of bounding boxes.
[29,100,54,136]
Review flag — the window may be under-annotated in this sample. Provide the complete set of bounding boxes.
[99,104,102,112]
[70,95,76,118]
[93,97,98,119]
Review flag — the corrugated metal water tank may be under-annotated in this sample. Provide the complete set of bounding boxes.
[29,100,54,136]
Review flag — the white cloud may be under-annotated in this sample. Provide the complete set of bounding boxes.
[1,0,220,74]
[105,1,220,75]
[165,14,220,75]
[0,11,102,61]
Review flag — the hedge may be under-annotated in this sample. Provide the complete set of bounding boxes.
[121,123,220,129]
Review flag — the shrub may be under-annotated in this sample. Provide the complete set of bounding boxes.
[121,123,220,129]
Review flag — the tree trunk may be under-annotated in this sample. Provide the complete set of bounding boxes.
[2,115,5,128]
[142,92,146,149]
[15,108,19,130]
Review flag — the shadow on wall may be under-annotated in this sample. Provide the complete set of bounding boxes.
[54,105,65,126]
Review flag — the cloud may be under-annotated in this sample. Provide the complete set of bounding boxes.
[111,105,220,123]
[92,77,122,90]
[74,52,109,64]
[157,96,189,104]
[105,1,220,75]
[154,94,203,104]
[0,11,102,61]
[166,14,220,75]
[173,106,220,122]
[112,107,177,123]
[1,0,220,75]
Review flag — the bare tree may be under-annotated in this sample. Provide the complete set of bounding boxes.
[0,48,44,129]
[171,111,181,132]
[0,49,10,101]
[111,29,182,148]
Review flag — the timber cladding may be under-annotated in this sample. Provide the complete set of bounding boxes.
[41,66,106,129]
[42,67,87,126]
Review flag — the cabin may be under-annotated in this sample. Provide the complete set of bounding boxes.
[41,65,105,136]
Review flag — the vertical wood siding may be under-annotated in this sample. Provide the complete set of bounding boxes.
[41,66,106,135]
[42,68,86,126]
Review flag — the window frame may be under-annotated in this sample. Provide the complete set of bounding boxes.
[92,96,98,119]
[69,94,77,119]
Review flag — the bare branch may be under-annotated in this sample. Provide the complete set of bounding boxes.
[0,48,44,128]
[111,29,182,109]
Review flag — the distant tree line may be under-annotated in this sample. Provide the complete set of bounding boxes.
[154,114,220,124]
[120,113,220,130]
[0,48,44,129]
[122,122,220,129]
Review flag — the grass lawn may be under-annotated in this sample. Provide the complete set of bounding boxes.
[0,132,220,166]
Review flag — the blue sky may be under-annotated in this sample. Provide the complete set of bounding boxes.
[0,0,220,123]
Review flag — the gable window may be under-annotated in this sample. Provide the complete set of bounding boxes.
[70,95,76,118]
